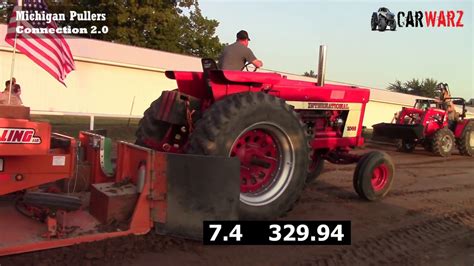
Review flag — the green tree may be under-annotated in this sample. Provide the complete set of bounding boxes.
[178,4,223,58]
[420,78,438,98]
[388,78,439,97]
[1,0,224,58]
[388,80,407,93]
[303,70,317,78]
[404,78,422,95]
[0,0,14,23]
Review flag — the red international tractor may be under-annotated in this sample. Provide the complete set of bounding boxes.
[0,48,395,256]
[373,98,474,157]
[135,57,396,220]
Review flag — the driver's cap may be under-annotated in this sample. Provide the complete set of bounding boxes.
[237,30,250,41]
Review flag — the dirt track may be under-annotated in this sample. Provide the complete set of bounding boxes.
[135,142,474,266]
[1,142,473,265]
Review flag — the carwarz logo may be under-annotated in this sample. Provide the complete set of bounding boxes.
[371,7,464,31]
[0,128,42,144]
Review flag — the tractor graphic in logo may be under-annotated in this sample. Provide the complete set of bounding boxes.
[371,7,397,31]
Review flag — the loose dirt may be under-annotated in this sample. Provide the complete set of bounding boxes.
[1,142,473,266]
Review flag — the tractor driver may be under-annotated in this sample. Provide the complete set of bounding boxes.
[436,83,457,128]
[218,30,263,71]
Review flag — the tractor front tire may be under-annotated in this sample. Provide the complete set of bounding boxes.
[397,139,416,153]
[353,151,394,201]
[457,121,474,157]
[135,95,171,148]
[432,128,455,157]
[187,92,310,220]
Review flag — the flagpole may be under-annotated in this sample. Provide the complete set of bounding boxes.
[8,0,22,105]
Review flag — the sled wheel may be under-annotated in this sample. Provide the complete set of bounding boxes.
[457,121,474,157]
[187,92,310,220]
[353,151,394,201]
[378,17,387,31]
[371,13,378,31]
[23,192,82,212]
[135,94,172,149]
[306,151,325,183]
[432,128,455,157]
[397,139,416,153]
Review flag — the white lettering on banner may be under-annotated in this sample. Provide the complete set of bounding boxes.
[0,128,42,144]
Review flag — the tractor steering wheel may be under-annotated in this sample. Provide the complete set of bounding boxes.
[242,62,258,72]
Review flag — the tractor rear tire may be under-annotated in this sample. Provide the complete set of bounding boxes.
[457,121,474,157]
[432,128,455,157]
[135,95,171,148]
[353,151,394,201]
[397,139,416,153]
[307,152,325,183]
[187,92,310,220]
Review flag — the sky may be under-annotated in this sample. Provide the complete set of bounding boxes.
[200,0,473,99]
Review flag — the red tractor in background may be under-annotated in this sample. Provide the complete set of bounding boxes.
[373,97,474,157]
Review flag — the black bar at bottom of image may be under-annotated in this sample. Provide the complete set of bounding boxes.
[203,220,351,245]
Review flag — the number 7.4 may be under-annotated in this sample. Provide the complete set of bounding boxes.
[208,224,243,242]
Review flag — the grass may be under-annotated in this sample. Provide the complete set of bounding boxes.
[32,115,140,142]
[31,115,390,145]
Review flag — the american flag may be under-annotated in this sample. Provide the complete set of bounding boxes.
[5,0,75,85]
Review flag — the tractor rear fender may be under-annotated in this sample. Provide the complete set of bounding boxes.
[165,71,209,100]
[454,119,473,138]
[166,70,276,102]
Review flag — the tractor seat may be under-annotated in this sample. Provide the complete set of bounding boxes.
[202,58,218,72]
[201,58,218,97]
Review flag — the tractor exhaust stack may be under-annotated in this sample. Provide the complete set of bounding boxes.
[317,45,327,86]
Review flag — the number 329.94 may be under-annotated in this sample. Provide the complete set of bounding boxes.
[269,224,344,242]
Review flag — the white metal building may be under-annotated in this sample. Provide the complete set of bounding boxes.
[0,24,471,128]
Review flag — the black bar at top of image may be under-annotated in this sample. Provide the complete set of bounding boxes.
[203,221,351,245]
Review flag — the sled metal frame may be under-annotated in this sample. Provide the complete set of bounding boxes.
[0,140,161,256]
